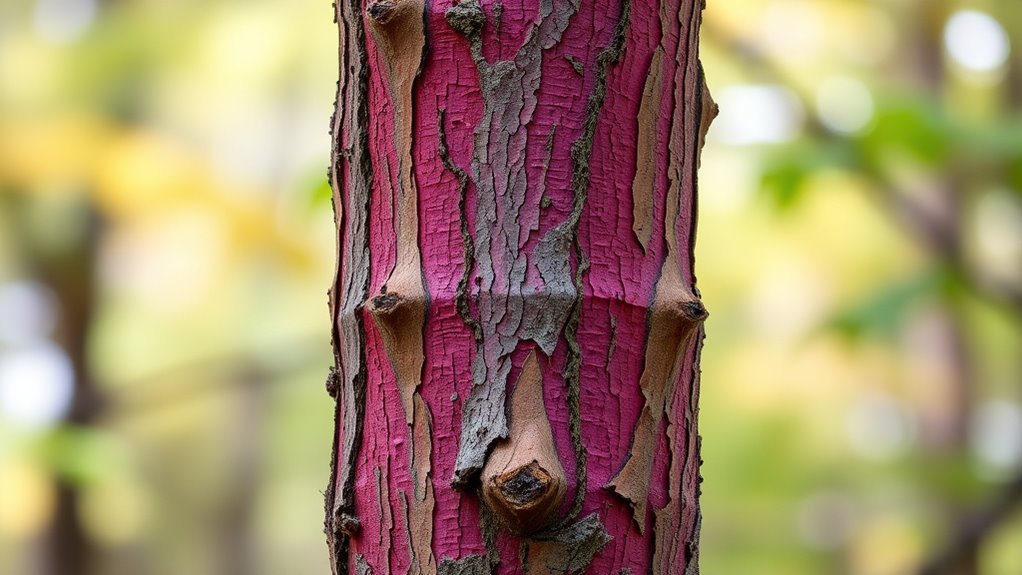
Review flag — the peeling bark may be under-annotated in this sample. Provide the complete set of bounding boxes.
[326,0,713,572]
[521,514,611,575]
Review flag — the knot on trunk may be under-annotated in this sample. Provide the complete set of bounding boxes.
[655,292,707,336]
[482,460,565,536]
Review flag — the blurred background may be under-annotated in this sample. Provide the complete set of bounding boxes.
[0,0,1019,574]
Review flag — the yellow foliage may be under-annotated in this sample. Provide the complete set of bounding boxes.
[0,458,55,539]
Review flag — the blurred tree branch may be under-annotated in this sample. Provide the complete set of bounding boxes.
[703,23,1022,324]
[918,470,1022,575]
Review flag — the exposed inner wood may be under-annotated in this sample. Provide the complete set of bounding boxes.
[481,351,566,535]
[365,0,428,423]
[406,395,438,574]
[367,288,427,424]
[630,49,664,252]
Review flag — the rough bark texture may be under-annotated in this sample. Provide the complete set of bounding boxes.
[325,0,715,572]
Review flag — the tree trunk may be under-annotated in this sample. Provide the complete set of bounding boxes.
[324,0,715,572]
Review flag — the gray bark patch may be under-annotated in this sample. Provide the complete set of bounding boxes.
[438,555,492,575]
[445,0,583,488]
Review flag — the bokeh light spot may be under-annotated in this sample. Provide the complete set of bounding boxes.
[710,84,803,145]
[845,393,914,461]
[816,76,874,135]
[0,344,75,429]
[33,0,97,45]
[944,10,1010,73]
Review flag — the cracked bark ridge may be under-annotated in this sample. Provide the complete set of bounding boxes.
[326,0,374,571]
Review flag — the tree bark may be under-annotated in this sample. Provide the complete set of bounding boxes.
[324,0,715,572]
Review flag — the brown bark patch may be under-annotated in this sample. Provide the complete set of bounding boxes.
[481,350,566,536]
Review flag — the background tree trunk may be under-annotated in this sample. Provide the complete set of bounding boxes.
[324,0,715,572]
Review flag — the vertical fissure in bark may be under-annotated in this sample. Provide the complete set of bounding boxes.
[555,0,632,527]
[438,107,483,344]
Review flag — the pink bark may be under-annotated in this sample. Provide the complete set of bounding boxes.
[326,0,715,572]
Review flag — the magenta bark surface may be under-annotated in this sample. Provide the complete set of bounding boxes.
[326,0,713,572]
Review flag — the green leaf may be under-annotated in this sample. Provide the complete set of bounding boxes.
[822,268,947,341]
[859,96,954,167]
[297,172,333,214]
[760,141,857,209]
[36,426,129,486]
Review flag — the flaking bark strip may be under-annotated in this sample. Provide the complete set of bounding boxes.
[551,0,633,527]
[680,339,706,574]
[666,6,711,568]
[445,0,583,488]
[630,48,664,253]
[374,467,391,550]
[652,341,689,574]
[695,64,718,170]
[607,288,704,529]
[406,395,438,574]
[401,484,437,575]
[437,108,482,343]
[366,5,438,570]
[438,555,491,575]
[522,514,612,574]
[327,0,374,571]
